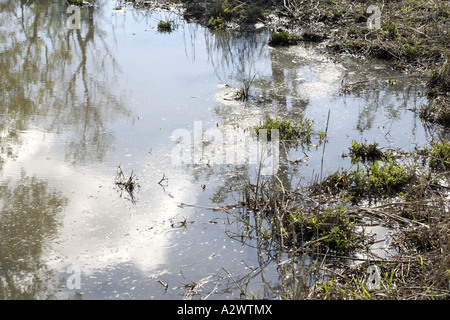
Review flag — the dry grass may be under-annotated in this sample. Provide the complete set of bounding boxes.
[220,138,449,299]
[115,166,140,204]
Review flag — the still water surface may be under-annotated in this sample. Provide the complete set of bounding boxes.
[0,0,431,299]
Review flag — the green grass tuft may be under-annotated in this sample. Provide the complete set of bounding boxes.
[157,19,174,33]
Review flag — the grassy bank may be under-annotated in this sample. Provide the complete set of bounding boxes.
[229,136,449,299]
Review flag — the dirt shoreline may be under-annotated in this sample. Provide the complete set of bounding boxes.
[140,2,448,65]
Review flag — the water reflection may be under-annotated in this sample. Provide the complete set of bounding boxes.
[0,0,130,167]
[174,19,431,207]
[0,0,131,299]
[0,0,436,299]
[0,170,67,299]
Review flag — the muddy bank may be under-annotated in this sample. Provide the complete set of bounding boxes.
[137,1,448,68]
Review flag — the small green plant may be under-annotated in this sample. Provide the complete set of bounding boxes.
[347,152,415,197]
[269,32,301,46]
[427,140,450,171]
[235,75,255,101]
[366,156,414,196]
[427,62,449,97]
[210,0,232,19]
[419,101,450,126]
[208,16,225,29]
[206,0,245,29]
[386,21,398,38]
[351,164,367,189]
[246,6,265,21]
[289,205,359,255]
[402,43,417,56]
[269,32,289,45]
[157,20,174,33]
[252,114,314,148]
[318,130,328,143]
[349,140,384,163]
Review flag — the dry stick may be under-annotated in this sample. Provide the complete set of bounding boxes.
[319,110,331,186]
[317,110,331,255]
[221,267,250,298]
[356,207,430,229]
[202,283,219,300]
[158,173,167,185]
[370,200,434,209]
[178,202,237,212]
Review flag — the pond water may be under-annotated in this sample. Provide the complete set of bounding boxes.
[0,0,435,299]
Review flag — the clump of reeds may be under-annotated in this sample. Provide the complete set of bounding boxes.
[235,75,255,101]
[427,62,450,98]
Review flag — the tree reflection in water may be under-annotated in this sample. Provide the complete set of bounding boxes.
[0,171,68,299]
[0,0,131,298]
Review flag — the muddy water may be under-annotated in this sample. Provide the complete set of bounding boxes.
[0,0,431,299]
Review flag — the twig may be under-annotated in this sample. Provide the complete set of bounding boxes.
[221,267,250,298]
[158,173,168,185]
[356,207,430,229]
